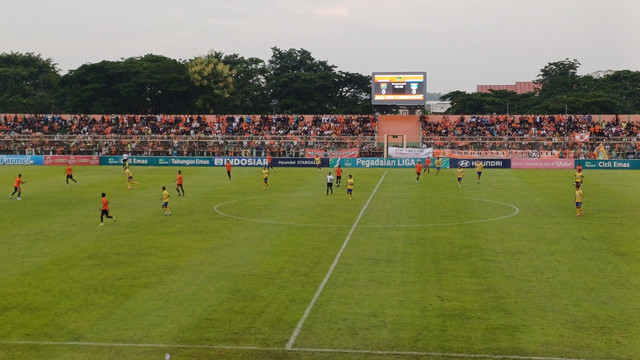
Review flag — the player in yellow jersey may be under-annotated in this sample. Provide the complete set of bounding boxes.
[475,161,484,184]
[574,184,584,216]
[574,168,584,187]
[456,165,464,187]
[346,174,354,199]
[435,158,442,175]
[160,186,171,215]
[125,166,139,190]
[261,167,271,190]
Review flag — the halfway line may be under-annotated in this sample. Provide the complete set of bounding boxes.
[286,170,388,349]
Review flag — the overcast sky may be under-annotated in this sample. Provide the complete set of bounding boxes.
[2,0,638,93]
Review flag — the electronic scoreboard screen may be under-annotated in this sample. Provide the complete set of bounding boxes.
[371,72,427,106]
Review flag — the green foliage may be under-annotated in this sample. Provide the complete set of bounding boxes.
[57,55,194,114]
[3,51,640,115]
[221,54,270,114]
[443,58,640,115]
[187,51,235,114]
[0,52,60,113]
[266,47,371,114]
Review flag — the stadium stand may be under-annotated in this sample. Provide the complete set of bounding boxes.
[1,113,638,158]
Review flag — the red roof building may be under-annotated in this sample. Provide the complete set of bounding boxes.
[476,81,541,94]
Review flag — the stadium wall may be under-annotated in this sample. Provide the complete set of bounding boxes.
[376,115,421,147]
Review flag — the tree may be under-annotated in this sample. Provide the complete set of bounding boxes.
[265,47,372,114]
[58,55,194,114]
[266,47,337,114]
[535,58,581,97]
[187,51,235,114]
[221,54,270,114]
[333,71,372,114]
[0,52,60,113]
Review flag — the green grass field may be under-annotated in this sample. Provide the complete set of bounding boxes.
[0,164,639,360]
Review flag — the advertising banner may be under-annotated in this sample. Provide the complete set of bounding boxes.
[434,149,571,159]
[100,156,124,166]
[449,159,511,169]
[155,157,213,166]
[511,158,575,169]
[100,156,214,166]
[305,148,360,158]
[44,155,100,166]
[270,157,327,167]
[331,157,441,168]
[0,155,44,165]
[575,159,640,170]
[387,147,434,158]
[213,157,269,167]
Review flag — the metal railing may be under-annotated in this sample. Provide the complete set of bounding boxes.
[0,134,381,157]
[1,134,637,159]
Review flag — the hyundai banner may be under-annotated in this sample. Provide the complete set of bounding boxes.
[449,159,511,169]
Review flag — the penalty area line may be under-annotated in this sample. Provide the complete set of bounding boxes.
[285,170,388,350]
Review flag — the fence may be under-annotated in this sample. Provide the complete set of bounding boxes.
[1,134,638,159]
[0,134,381,158]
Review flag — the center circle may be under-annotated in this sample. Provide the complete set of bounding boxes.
[213,193,519,228]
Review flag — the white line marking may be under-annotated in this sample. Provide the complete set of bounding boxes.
[213,194,519,228]
[0,340,611,360]
[285,170,388,349]
[213,194,350,228]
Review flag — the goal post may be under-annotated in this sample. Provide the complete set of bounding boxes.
[384,134,406,158]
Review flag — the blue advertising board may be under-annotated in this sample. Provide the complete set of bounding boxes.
[449,158,511,169]
[575,159,640,170]
[270,157,327,167]
[212,157,269,167]
[332,157,443,168]
[100,156,214,166]
[0,155,44,165]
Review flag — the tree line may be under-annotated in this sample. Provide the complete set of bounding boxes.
[442,59,640,115]
[1,51,639,115]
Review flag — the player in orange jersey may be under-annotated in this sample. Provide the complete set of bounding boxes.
[99,192,116,225]
[174,170,185,196]
[10,174,26,200]
[226,160,232,180]
[65,163,78,184]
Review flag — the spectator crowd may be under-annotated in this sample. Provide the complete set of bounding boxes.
[1,113,638,158]
[420,114,639,139]
[0,114,379,157]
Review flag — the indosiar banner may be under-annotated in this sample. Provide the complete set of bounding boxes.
[212,157,269,167]
[449,158,511,169]
[576,159,640,170]
[331,157,446,168]
[0,155,44,165]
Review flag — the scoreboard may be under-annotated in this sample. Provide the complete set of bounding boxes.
[371,72,427,106]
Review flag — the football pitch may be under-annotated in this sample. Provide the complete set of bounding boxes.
[0,165,638,360]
